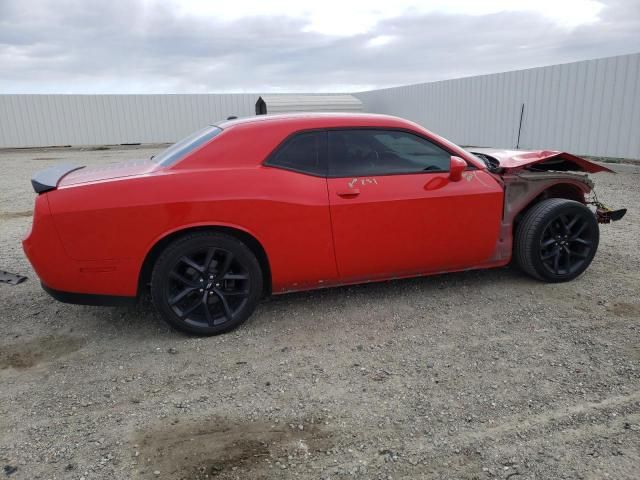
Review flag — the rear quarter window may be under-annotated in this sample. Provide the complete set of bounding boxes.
[154,126,222,166]
[264,131,327,176]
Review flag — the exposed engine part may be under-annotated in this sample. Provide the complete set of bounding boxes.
[587,190,628,223]
[595,207,627,223]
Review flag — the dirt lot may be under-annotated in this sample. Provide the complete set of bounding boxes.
[1,146,639,480]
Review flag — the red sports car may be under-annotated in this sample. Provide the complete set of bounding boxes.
[23,113,625,335]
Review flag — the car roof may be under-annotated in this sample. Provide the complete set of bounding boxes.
[215,112,415,130]
[180,112,486,170]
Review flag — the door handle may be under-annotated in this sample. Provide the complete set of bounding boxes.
[336,189,360,198]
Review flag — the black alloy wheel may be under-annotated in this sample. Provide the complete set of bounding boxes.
[516,198,599,282]
[539,212,595,276]
[151,232,263,335]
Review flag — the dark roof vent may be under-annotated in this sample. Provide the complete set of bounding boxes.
[226,115,238,120]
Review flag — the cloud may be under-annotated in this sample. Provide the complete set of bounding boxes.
[0,0,637,93]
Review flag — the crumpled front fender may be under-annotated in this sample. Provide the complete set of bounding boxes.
[503,172,594,221]
[487,171,595,264]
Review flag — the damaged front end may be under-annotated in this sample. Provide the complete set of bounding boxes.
[469,148,627,263]
[588,195,628,224]
[469,147,627,225]
[469,148,615,174]
[501,171,625,224]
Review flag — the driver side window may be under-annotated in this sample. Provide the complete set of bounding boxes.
[328,129,452,177]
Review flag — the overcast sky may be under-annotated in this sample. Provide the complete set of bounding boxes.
[0,0,638,93]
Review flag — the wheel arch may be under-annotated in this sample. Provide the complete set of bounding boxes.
[489,177,593,264]
[138,224,272,297]
[511,181,589,228]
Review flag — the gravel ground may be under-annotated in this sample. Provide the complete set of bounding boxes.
[1,146,639,480]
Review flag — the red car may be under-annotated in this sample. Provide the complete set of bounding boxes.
[23,113,625,335]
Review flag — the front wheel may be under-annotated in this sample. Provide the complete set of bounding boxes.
[151,232,263,335]
[515,198,599,282]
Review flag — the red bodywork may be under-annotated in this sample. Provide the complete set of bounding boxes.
[23,113,610,299]
[468,147,613,173]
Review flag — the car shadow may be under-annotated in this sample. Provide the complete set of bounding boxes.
[263,265,525,306]
[90,265,531,339]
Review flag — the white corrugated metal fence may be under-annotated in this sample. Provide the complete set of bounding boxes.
[0,53,638,158]
[0,94,259,148]
[354,53,640,159]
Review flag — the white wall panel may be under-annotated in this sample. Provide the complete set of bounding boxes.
[355,52,640,159]
[0,53,638,158]
[0,94,260,148]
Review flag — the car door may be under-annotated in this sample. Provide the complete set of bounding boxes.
[326,128,503,282]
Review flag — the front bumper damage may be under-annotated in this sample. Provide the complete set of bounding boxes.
[585,189,627,224]
[593,204,627,224]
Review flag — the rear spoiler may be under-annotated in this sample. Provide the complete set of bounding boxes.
[31,164,85,194]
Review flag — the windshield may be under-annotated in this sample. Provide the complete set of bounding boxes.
[153,126,222,166]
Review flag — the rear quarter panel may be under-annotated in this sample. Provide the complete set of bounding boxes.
[47,166,337,295]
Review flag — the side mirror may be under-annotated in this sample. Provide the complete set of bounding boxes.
[449,156,467,182]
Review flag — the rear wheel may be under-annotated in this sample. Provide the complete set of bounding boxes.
[515,198,599,282]
[151,232,263,335]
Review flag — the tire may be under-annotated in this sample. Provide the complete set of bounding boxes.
[151,232,263,335]
[515,198,599,282]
